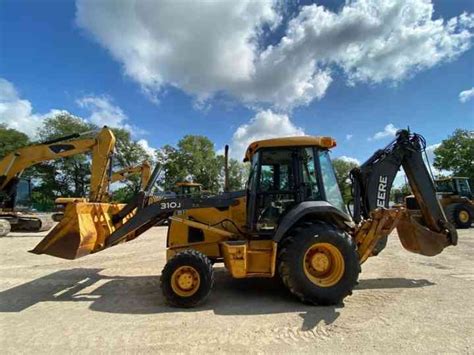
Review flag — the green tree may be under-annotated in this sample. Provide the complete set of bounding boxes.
[32,114,152,206]
[332,158,359,204]
[156,144,181,190]
[36,113,95,200]
[217,155,249,191]
[390,183,411,204]
[111,186,137,203]
[160,136,221,192]
[112,128,152,168]
[0,124,30,158]
[433,129,474,182]
[109,127,152,199]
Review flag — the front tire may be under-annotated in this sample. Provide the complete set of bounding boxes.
[161,249,214,307]
[278,221,360,305]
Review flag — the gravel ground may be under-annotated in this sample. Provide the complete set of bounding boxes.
[0,226,473,353]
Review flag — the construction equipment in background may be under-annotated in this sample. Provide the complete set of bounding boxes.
[174,182,203,197]
[405,177,474,229]
[434,177,473,228]
[0,127,115,236]
[51,161,152,222]
[110,161,152,190]
[32,130,456,308]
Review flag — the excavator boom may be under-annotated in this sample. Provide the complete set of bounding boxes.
[109,161,151,190]
[0,127,115,207]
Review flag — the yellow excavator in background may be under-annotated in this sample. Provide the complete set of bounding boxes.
[110,161,152,190]
[0,127,115,236]
[52,161,152,222]
[31,130,457,308]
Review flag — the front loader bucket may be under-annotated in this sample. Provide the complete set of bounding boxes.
[396,210,457,256]
[31,202,128,259]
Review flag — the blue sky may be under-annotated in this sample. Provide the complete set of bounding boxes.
[1,0,473,164]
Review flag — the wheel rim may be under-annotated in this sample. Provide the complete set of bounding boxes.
[171,266,201,297]
[303,242,345,287]
[458,210,470,223]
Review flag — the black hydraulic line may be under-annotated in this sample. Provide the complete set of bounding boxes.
[40,127,105,145]
[41,133,81,145]
[143,163,162,195]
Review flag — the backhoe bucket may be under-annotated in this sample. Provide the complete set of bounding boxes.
[396,210,457,256]
[31,202,130,259]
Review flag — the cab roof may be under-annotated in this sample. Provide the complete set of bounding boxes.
[243,136,337,162]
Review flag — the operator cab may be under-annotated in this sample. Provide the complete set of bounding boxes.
[174,182,203,198]
[244,136,346,233]
[0,177,32,210]
[436,177,472,199]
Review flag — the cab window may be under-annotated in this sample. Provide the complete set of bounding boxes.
[301,148,320,200]
[318,150,346,213]
[456,179,472,197]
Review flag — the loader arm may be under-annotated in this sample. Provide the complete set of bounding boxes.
[0,127,115,208]
[350,130,457,259]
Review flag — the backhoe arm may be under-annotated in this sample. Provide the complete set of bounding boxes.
[0,127,115,207]
[350,130,457,260]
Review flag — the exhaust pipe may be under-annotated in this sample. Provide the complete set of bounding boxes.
[224,145,229,192]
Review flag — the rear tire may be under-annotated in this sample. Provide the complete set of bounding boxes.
[161,249,214,308]
[278,221,360,305]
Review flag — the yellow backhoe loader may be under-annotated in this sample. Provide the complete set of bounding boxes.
[31,130,456,307]
[0,127,115,236]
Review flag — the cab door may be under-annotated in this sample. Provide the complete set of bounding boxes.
[247,148,299,233]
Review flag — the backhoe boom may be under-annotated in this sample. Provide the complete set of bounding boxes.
[350,130,457,257]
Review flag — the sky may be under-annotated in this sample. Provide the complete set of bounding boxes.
[1,0,473,167]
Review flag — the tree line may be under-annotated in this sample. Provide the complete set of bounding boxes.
[0,113,248,209]
[0,112,472,210]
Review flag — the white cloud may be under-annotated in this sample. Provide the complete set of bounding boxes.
[459,87,474,103]
[424,142,449,176]
[337,155,360,165]
[76,94,148,136]
[76,95,128,128]
[425,143,440,164]
[137,138,156,158]
[346,134,353,140]
[230,110,305,159]
[0,78,147,141]
[0,78,69,138]
[76,0,474,109]
[370,123,398,140]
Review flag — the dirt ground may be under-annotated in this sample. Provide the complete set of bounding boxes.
[0,227,473,354]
